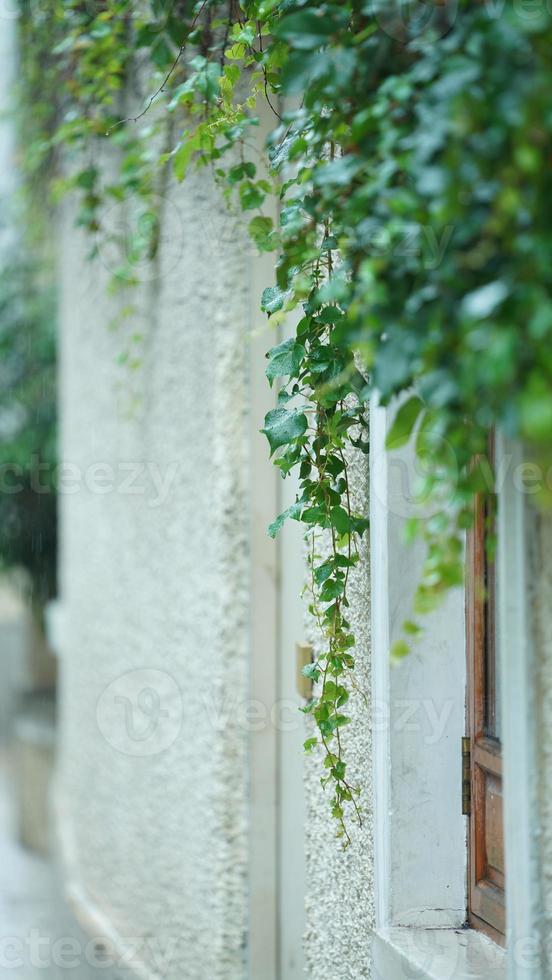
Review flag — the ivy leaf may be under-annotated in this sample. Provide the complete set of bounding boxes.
[268,500,303,538]
[166,16,189,46]
[404,620,422,637]
[225,41,247,60]
[328,714,351,730]
[150,35,173,69]
[316,306,344,324]
[249,215,274,252]
[75,167,97,190]
[313,156,363,187]
[228,162,255,184]
[240,181,265,210]
[333,760,346,780]
[265,338,305,385]
[335,687,349,708]
[350,433,370,454]
[261,285,289,314]
[391,640,410,660]
[302,504,329,525]
[386,395,424,450]
[461,281,509,320]
[261,408,308,456]
[135,23,159,48]
[275,10,337,50]
[330,505,350,535]
[302,662,321,681]
[319,578,345,602]
[314,560,334,585]
[519,376,552,442]
[173,132,200,180]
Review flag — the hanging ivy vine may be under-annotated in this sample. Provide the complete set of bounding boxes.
[16,0,552,839]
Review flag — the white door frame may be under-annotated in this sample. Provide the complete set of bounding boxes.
[247,101,306,980]
[247,203,279,980]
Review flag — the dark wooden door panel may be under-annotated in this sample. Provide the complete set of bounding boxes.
[466,443,505,944]
[485,774,505,888]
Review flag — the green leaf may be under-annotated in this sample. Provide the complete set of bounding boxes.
[350,515,370,536]
[328,714,351,730]
[268,500,302,538]
[265,338,305,385]
[520,376,552,443]
[249,215,275,252]
[403,620,422,636]
[302,505,329,526]
[461,281,509,320]
[391,640,410,660]
[333,760,346,780]
[319,578,345,602]
[261,285,288,314]
[75,167,97,190]
[173,132,200,180]
[275,10,337,50]
[314,560,334,585]
[316,306,344,324]
[240,181,265,210]
[150,35,173,69]
[261,408,308,456]
[386,396,424,450]
[330,505,350,535]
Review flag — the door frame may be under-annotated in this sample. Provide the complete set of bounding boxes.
[247,100,306,980]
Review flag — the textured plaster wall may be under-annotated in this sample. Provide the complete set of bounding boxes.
[55,169,251,980]
[303,440,374,980]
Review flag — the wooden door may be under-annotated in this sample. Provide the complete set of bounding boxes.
[466,452,506,943]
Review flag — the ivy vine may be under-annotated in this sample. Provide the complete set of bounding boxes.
[17,0,552,839]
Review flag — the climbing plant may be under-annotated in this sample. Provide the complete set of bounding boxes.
[16,0,552,839]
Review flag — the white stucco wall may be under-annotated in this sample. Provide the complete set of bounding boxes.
[303,441,374,979]
[55,169,252,980]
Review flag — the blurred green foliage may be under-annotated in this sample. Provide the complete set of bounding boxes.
[0,250,57,602]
